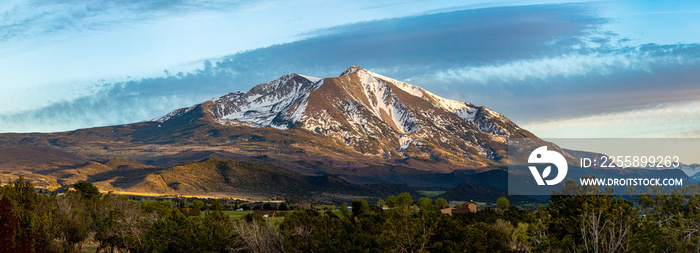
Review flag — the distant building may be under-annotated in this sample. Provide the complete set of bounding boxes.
[253,210,277,217]
[439,201,477,216]
[462,201,477,212]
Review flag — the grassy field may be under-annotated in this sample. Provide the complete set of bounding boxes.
[222,210,253,218]
[218,210,286,224]
[105,190,251,200]
[418,190,446,198]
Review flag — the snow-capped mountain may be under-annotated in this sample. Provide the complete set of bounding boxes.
[673,164,700,178]
[153,66,536,166]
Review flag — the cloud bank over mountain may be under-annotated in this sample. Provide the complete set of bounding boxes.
[0,2,698,138]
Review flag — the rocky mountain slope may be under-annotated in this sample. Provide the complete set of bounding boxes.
[152,66,536,167]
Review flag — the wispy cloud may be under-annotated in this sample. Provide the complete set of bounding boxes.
[0,0,243,43]
[432,42,700,85]
[433,53,639,83]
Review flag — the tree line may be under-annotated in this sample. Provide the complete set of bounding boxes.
[2,177,700,252]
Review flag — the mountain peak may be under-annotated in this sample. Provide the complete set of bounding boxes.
[294,73,322,83]
[340,66,364,76]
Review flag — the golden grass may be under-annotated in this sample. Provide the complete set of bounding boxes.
[105,190,252,200]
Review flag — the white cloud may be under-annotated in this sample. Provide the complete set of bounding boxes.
[433,50,697,84]
[523,101,700,138]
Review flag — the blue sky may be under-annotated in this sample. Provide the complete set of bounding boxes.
[0,0,698,138]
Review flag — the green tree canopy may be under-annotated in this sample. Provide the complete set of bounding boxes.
[497,197,510,211]
[418,198,434,212]
[340,203,349,216]
[351,199,369,216]
[73,181,100,199]
[385,195,396,207]
[396,192,413,207]
[434,198,449,209]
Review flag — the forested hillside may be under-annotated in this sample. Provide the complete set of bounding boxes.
[2,178,700,252]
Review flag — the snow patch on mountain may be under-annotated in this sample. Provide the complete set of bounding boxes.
[352,69,418,133]
[399,135,421,150]
[348,68,474,112]
[343,99,371,135]
[211,92,245,103]
[681,164,700,177]
[298,74,322,83]
[216,74,320,128]
[340,66,360,76]
[456,108,479,123]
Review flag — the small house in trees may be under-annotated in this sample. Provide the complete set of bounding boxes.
[439,201,477,216]
[461,201,477,212]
